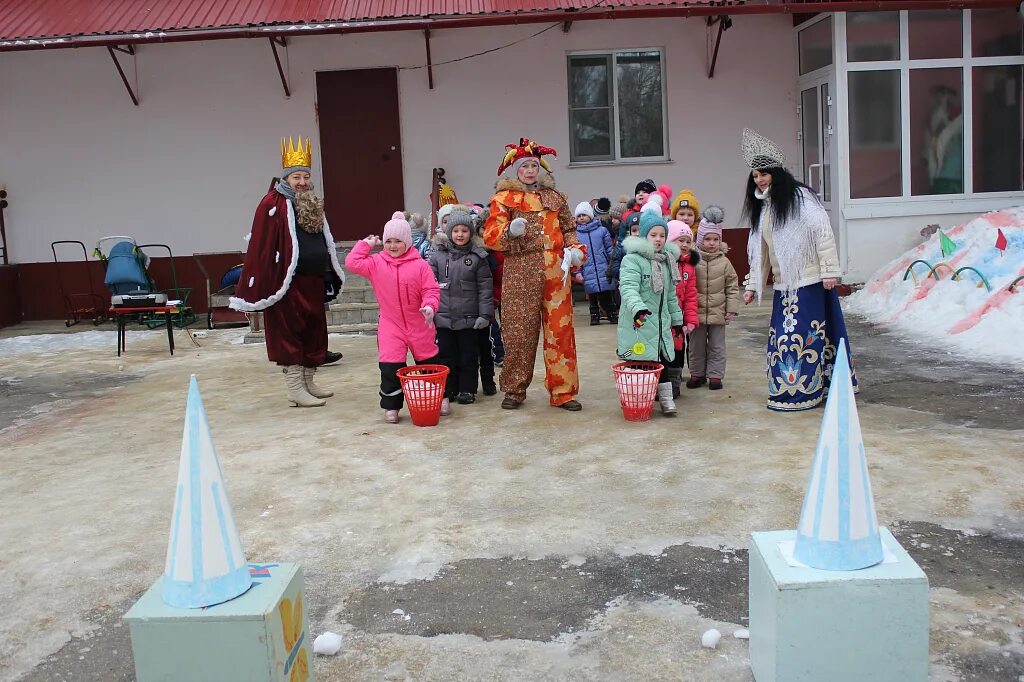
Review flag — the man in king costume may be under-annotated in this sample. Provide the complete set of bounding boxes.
[483,138,586,411]
[230,137,346,407]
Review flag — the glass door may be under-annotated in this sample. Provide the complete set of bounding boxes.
[799,76,837,226]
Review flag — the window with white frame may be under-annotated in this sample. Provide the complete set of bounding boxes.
[567,50,667,162]
[846,8,1024,200]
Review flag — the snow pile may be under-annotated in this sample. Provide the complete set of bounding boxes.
[0,330,157,357]
[846,207,1024,365]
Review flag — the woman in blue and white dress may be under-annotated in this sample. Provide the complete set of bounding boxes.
[740,128,857,412]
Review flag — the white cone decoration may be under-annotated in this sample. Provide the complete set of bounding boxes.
[793,340,884,571]
[163,375,252,608]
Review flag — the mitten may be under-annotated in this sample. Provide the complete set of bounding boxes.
[634,310,652,327]
[566,247,584,267]
[508,217,527,238]
[472,317,489,330]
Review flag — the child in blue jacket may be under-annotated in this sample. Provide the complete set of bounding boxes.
[574,202,618,325]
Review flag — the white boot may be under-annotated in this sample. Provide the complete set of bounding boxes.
[302,366,334,398]
[285,366,326,407]
[440,397,451,416]
[658,382,677,416]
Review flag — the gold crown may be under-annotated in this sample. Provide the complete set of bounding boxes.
[281,136,312,169]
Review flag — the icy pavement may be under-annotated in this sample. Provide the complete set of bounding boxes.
[1,306,1022,681]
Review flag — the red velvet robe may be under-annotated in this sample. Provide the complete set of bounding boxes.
[230,190,345,312]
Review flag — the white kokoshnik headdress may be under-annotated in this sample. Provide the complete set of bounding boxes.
[742,128,787,170]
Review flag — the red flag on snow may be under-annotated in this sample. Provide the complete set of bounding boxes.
[995,228,1008,253]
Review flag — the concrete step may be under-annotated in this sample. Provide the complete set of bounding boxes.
[327,302,380,326]
[327,322,378,335]
[339,287,377,304]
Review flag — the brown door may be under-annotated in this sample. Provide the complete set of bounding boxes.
[316,68,405,241]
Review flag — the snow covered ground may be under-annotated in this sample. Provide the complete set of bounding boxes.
[846,207,1024,366]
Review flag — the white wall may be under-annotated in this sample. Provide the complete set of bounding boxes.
[0,16,799,263]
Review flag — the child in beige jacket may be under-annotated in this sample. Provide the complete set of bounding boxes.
[688,206,741,390]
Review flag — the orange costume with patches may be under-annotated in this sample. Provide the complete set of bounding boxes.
[483,172,584,406]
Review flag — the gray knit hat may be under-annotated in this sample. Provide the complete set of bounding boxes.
[445,210,474,241]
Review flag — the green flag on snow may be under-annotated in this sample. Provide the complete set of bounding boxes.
[939,230,957,258]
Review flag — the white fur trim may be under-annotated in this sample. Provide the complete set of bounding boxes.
[323,217,347,290]
[229,198,301,312]
[269,206,277,216]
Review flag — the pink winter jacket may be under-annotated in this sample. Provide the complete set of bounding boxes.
[345,241,441,363]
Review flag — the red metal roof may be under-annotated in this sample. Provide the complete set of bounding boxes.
[1,0,1015,48]
[0,0,699,42]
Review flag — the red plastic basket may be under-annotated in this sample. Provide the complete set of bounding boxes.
[612,361,663,422]
[396,364,450,427]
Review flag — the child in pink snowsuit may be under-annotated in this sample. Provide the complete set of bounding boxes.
[345,211,441,424]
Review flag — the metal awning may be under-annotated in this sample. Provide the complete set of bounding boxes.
[1,0,1016,51]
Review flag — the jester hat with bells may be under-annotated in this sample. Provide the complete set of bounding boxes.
[497,138,558,176]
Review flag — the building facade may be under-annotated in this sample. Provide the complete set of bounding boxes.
[0,3,1021,323]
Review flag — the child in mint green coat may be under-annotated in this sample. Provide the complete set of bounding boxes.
[616,210,685,416]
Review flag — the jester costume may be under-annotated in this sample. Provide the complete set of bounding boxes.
[483,139,585,408]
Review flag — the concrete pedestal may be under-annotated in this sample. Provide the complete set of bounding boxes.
[749,528,929,682]
[124,563,311,682]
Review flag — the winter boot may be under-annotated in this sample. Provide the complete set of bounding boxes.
[482,379,497,396]
[657,382,677,416]
[686,375,707,389]
[302,366,334,398]
[440,397,452,416]
[709,378,724,390]
[664,367,684,399]
[285,366,326,407]
[457,392,475,405]
[384,409,399,424]
[590,314,601,326]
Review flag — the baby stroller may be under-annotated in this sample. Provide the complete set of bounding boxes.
[94,236,167,309]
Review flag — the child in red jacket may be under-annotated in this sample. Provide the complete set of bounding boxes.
[666,219,699,397]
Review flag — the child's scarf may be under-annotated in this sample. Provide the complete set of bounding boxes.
[646,249,681,294]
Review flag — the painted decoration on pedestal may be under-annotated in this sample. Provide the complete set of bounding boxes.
[279,596,310,682]
[793,340,885,571]
[163,375,253,608]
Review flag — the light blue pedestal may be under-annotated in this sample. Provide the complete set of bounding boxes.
[749,528,929,682]
[124,563,312,682]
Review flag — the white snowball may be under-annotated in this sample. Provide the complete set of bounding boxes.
[701,628,722,649]
[312,632,343,655]
[734,628,750,640]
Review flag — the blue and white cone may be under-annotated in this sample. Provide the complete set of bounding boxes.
[162,375,252,608]
[793,339,884,571]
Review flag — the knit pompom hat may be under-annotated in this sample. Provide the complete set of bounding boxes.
[383,211,412,247]
[444,210,474,241]
[639,210,668,239]
[574,201,595,219]
[609,195,629,221]
[670,189,702,222]
[696,205,725,246]
[667,220,692,244]
[594,197,611,216]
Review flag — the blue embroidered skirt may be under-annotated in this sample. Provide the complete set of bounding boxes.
[766,283,858,412]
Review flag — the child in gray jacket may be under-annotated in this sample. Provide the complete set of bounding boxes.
[429,210,494,409]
